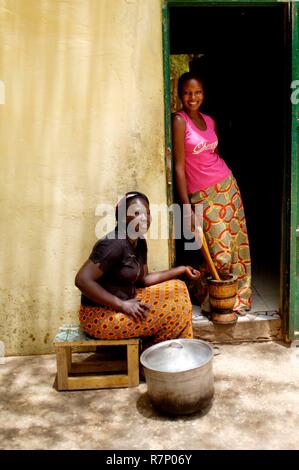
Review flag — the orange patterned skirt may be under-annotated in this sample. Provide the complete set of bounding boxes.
[190,173,252,312]
[79,279,193,345]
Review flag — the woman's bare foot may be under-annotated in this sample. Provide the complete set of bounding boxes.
[235,309,247,316]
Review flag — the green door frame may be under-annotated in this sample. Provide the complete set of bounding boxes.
[289,1,299,342]
[162,0,299,340]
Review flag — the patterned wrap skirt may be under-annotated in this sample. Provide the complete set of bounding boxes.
[79,279,193,345]
[189,173,252,312]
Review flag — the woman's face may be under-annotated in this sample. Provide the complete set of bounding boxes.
[181,79,204,113]
[126,197,151,239]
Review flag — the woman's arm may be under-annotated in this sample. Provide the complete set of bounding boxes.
[75,260,123,309]
[141,264,201,287]
[172,114,190,205]
[75,260,148,319]
[172,114,195,231]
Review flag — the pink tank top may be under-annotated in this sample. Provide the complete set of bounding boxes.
[176,110,231,193]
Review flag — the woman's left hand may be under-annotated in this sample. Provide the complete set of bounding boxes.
[185,266,201,280]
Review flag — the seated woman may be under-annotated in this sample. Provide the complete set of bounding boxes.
[75,191,201,345]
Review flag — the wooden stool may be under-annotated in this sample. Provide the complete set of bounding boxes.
[54,324,140,391]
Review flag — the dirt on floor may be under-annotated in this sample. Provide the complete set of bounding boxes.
[1,341,299,450]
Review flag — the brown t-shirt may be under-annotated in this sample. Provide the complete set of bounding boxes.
[81,229,147,307]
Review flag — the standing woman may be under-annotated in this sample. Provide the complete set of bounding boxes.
[172,72,251,314]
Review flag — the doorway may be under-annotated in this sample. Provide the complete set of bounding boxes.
[167,4,289,316]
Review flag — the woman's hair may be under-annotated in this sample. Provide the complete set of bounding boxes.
[115,191,149,223]
[178,72,204,100]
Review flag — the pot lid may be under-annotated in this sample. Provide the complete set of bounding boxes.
[140,339,213,373]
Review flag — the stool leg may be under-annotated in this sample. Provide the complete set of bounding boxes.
[66,347,72,371]
[127,343,139,387]
[56,348,69,390]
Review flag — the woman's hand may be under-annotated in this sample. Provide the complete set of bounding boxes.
[185,266,201,281]
[183,208,196,233]
[120,298,149,321]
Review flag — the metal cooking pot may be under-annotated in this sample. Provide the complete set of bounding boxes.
[140,339,214,415]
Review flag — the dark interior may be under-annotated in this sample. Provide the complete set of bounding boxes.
[170,5,289,287]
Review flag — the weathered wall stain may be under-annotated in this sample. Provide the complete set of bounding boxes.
[0,0,168,355]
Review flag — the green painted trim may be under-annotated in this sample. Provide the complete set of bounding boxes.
[166,0,284,5]
[280,3,291,340]
[289,1,299,340]
[162,2,175,268]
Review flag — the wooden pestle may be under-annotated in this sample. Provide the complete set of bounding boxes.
[195,226,221,281]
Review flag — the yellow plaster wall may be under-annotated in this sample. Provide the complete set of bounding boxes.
[0,0,168,355]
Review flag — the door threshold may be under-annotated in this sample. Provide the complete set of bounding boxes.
[192,305,282,343]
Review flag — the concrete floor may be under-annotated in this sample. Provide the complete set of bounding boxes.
[1,341,299,450]
[252,266,280,313]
